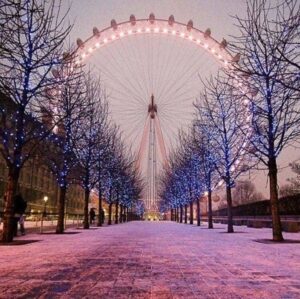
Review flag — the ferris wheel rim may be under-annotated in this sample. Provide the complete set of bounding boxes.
[71,16,235,68]
[67,15,251,193]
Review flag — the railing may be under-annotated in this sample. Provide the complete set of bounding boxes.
[0,211,85,234]
[201,215,300,232]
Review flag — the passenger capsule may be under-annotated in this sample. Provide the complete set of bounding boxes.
[130,14,136,25]
[149,13,155,24]
[76,38,84,48]
[204,28,211,38]
[111,19,118,30]
[93,27,100,37]
[168,15,175,26]
[187,20,193,31]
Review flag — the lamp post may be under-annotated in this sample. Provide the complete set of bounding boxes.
[43,196,48,217]
[40,196,48,234]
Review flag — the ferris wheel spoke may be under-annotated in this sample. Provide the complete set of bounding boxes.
[154,35,179,101]
[94,48,147,104]
[156,37,193,102]
[159,51,210,105]
[131,35,152,98]
[107,90,145,108]
[117,36,150,103]
[105,40,149,101]
[93,63,144,106]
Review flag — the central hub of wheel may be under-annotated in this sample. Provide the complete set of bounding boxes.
[148,94,157,119]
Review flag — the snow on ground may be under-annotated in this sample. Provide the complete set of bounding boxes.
[0,221,299,299]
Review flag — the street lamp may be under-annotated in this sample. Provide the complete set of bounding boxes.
[43,195,48,217]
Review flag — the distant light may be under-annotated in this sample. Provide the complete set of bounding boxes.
[163,28,168,33]
[172,30,176,35]
[95,42,100,48]
[180,32,185,38]
[128,29,132,35]
[146,27,150,32]
[120,31,124,37]
[137,28,142,33]
[154,27,159,33]
[188,35,193,40]
[196,39,200,44]
[111,34,116,40]
[88,47,93,53]
[204,43,208,48]
[103,38,108,43]
[211,48,215,53]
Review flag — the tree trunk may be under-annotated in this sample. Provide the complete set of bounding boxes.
[108,203,112,225]
[196,198,201,226]
[268,157,283,241]
[184,204,187,224]
[175,208,178,222]
[115,200,119,224]
[83,189,90,229]
[180,205,183,223]
[226,185,234,233]
[2,168,19,242]
[208,190,213,229]
[171,209,173,221]
[56,186,67,234]
[189,201,193,225]
[124,207,127,222]
[97,185,103,227]
[119,205,123,223]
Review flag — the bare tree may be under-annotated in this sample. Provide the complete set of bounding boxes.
[46,62,88,234]
[231,0,300,241]
[272,0,300,92]
[75,74,108,229]
[232,180,264,205]
[0,0,71,242]
[195,74,250,233]
[192,125,218,228]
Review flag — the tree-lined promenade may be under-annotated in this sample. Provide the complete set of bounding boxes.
[160,0,300,242]
[0,0,299,246]
[0,0,143,243]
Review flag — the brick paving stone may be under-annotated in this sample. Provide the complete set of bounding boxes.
[0,221,300,298]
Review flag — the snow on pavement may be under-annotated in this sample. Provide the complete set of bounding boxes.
[0,221,300,299]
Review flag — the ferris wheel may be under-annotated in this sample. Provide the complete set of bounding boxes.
[73,13,240,215]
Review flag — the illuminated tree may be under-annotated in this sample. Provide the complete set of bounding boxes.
[76,75,108,229]
[194,74,250,233]
[0,0,71,242]
[46,62,88,234]
[231,0,300,241]
[191,125,218,229]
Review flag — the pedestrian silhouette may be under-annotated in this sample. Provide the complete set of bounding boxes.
[89,208,96,225]
[13,194,27,236]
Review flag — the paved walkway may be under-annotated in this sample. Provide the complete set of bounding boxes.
[0,221,300,299]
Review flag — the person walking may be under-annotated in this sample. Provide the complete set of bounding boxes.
[89,208,96,225]
[100,208,105,225]
[13,194,27,236]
